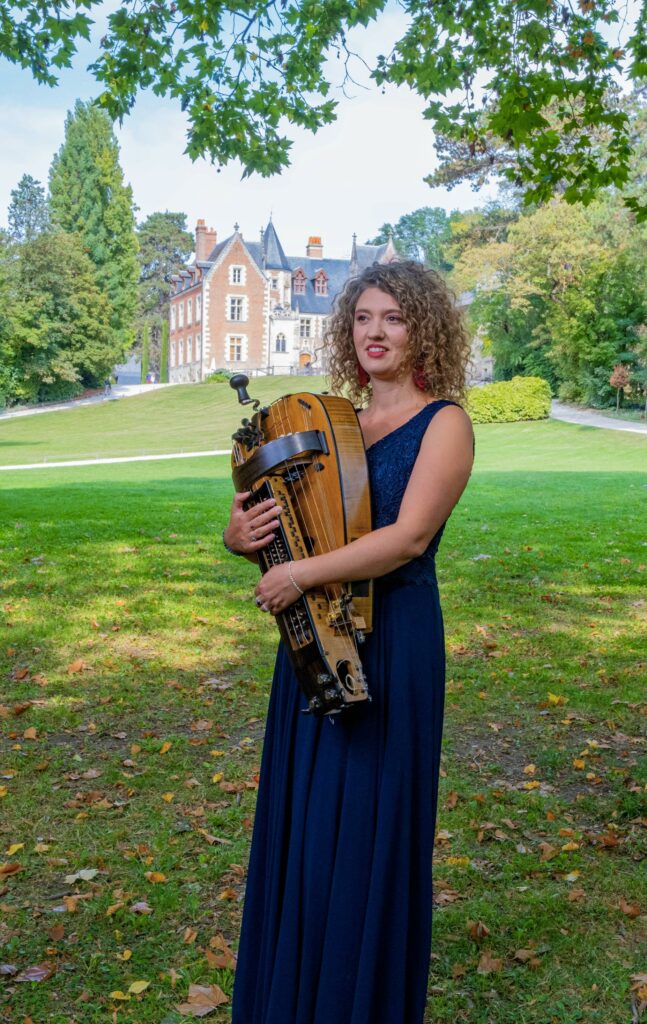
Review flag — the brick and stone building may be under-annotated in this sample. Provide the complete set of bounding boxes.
[168,219,397,382]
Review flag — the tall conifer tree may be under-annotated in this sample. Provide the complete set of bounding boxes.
[8,174,49,242]
[49,100,139,356]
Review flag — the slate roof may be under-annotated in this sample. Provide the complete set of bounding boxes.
[196,222,393,315]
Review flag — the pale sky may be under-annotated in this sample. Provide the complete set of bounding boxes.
[0,3,638,258]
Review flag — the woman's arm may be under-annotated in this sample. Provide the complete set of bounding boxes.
[254,405,474,613]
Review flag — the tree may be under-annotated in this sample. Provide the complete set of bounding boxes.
[140,323,150,384]
[8,230,114,402]
[137,211,193,370]
[160,321,170,385]
[367,208,452,272]
[49,100,139,355]
[2,1,646,215]
[455,195,647,405]
[7,174,49,242]
[609,363,631,409]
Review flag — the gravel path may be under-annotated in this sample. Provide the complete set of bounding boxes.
[0,383,172,420]
[550,400,647,435]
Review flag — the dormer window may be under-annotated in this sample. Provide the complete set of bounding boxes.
[314,270,328,296]
[292,268,307,295]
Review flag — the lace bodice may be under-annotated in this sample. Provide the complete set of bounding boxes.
[365,400,458,587]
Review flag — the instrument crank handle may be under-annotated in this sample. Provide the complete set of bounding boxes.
[230,373,253,405]
[229,373,269,417]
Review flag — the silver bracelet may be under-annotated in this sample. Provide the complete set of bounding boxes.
[222,529,245,557]
[288,561,304,595]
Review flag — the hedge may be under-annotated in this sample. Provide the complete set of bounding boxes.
[466,376,552,423]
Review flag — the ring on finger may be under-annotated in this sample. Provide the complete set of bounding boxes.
[261,603,270,613]
[255,597,263,607]
[251,533,257,542]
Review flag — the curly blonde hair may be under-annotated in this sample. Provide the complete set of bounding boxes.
[326,260,471,407]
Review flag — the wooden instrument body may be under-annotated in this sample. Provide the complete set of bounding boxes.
[231,392,373,715]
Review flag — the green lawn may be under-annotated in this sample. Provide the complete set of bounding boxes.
[0,411,645,1023]
[0,376,327,466]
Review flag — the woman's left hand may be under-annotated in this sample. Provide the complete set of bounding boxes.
[254,562,304,616]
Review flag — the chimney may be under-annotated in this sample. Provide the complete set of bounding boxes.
[195,219,217,262]
[306,235,323,259]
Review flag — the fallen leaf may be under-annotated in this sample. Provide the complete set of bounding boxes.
[64,868,99,884]
[6,844,23,857]
[145,871,167,883]
[547,692,568,706]
[162,792,175,802]
[468,920,490,942]
[23,727,37,740]
[561,841,580,852]
[0,862,22,877]
[539,842,558,861]
[477,950,503,974]
[176,982,229,1016]
[110,990,130,1001]
[159,742,172,755]
[217,887,238,902]
[67,659,88,674]
[15,961,56,982]
[106,902,125,916]
[117,949,132,961]
[130,901,153,914]
[513,946,534,961]
[128,980,150,995]
[207,933,237,969]
[619,898,640,918]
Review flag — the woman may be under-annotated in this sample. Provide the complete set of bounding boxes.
[223,260,474,1024]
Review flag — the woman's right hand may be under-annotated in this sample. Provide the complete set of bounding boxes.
[223,492,282,555]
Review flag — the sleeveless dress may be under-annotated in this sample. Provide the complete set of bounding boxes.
[232,400,456,1024]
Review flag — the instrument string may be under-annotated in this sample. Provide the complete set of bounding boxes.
[281,395,356,654]
[272,395,341,637]
[301,400,356,649]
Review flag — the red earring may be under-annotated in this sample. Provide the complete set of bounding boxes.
[413,366,427,391]
[357,363,370,387]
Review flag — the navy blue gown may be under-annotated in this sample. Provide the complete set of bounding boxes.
[232,401,456,1024]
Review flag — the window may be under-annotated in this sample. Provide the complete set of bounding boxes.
[314,271,328,296]
[178,302,185,328]
[170,341,176,367]
[170,305,176,331]
[178,338,184,364]
[292,269,306,295]
[187,298,193,324]
[229,264,246,285]
[228,296,244,321]
[271,277,279,290]
[275,333,287,353]
[195,333,201,359]
[195,295,202,322]
[299,318,311,339]
[228,336,243,361]
[186,336,192,362]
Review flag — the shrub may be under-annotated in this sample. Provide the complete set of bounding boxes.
[38,379,84,404]
[466,376,552,423]
[203,370,233,384]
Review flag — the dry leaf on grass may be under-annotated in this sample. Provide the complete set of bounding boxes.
[15,961,56,982]
[176,982,229,1017]
[207,933,237,969]
[476,950,503,974]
